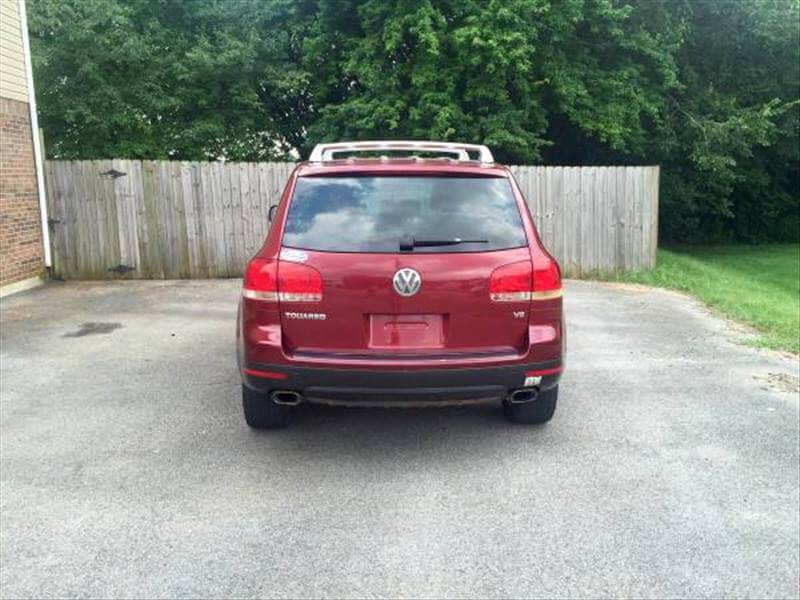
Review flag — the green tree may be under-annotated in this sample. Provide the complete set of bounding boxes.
[29,0,304,160]
[300,0,683,164]
[28,0,799,242]
[653,0,800,242]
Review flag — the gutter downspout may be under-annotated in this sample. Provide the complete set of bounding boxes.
[18,0,51,268]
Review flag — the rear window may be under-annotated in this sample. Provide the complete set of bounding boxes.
[282,176,527,253]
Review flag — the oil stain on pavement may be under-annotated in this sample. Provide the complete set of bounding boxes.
[62,322,123,337]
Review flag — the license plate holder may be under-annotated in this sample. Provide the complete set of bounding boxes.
[368,314,445,349]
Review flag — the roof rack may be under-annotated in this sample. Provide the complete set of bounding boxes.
[308,141,494,165]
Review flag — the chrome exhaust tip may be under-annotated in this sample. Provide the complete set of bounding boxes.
[508,387,540,404]
[270,390,303,406]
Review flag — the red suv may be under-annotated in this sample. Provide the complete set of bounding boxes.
[237,141,564,428]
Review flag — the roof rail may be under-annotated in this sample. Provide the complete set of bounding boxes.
[308,141,494,165]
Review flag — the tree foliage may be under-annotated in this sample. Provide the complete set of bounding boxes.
[28,0,799,242]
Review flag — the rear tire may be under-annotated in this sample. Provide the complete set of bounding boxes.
[242,385,290,429]
[503,386,558,424]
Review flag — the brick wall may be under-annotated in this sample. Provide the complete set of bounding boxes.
[0,96,44,287]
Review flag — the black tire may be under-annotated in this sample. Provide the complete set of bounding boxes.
[242,385,290,429]
[503,386,558,424]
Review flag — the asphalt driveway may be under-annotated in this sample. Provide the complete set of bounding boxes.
[1,279,798,599]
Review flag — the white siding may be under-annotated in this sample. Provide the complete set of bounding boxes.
[0,0,29,103]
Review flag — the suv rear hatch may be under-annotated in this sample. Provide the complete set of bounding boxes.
[277,175,532,361]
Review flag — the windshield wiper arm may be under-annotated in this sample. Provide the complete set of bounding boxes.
[399,234,488,251]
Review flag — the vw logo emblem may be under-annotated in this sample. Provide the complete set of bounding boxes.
[393,268,421,297]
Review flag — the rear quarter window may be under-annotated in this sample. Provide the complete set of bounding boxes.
[282,176,527,253]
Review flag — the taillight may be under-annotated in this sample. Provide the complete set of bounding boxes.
[277,261,323,302]
[489,257,562,302]
[490,261,532,302]
[531,255,562,300]
[243,258,278,300]
[242,259,322,302]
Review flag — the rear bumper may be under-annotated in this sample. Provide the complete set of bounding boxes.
[242,360,562,405]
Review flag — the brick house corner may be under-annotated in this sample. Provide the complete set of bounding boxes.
[1,0,49,297]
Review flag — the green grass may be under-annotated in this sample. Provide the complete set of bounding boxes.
[600,244,800,354]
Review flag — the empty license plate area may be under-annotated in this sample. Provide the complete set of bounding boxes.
[368,314,445,349]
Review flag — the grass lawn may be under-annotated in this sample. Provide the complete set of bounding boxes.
[602,244,800,354]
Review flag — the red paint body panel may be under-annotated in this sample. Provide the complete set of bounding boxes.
[238,158,564,377]
[279,246,532,356]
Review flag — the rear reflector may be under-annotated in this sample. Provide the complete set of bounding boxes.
[525,366,563,377]
[242,258,323,302]
[243,367,287,380]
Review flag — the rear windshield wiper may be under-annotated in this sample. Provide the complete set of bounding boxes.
[399,234,488,251]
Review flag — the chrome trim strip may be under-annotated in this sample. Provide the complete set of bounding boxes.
[242,289,278,301]
[490,291,533,302]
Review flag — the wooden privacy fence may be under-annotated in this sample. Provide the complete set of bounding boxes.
[44,160,295,280]
[509,165,659,275]
[43,160,659,279]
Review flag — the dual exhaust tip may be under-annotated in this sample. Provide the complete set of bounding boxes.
[271,390,303,406]
[508,387,540,404]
